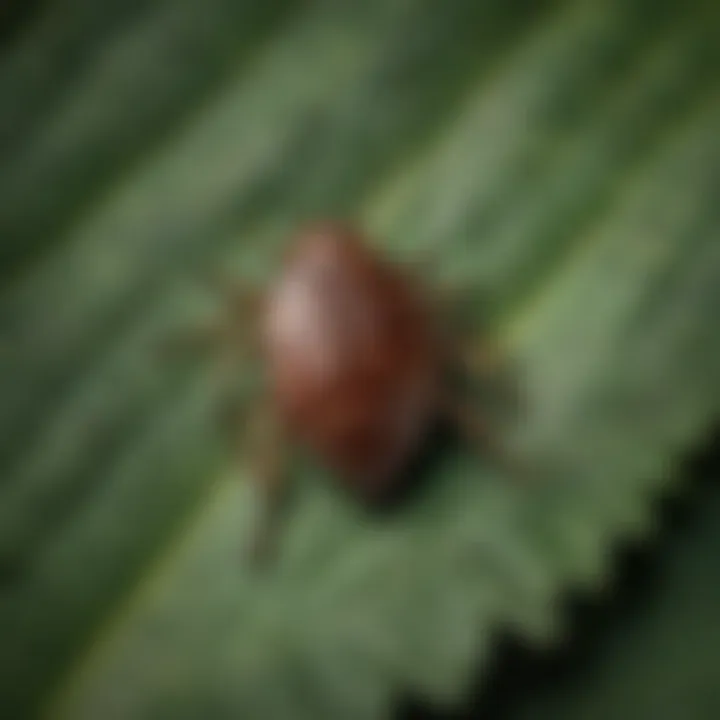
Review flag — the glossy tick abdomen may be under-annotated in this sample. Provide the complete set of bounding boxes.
[262,226,442,501]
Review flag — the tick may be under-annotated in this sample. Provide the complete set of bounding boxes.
[168,223,513,564]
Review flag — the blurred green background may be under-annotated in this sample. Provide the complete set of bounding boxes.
[0,1,718,719]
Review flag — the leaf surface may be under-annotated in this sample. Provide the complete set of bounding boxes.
[0,1,718,718]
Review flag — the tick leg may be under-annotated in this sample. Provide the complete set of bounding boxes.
[441,393,492,450]
[157,323,231,358]
[204,269,263,327]
[241,400,291,568]
[441,393,525,481]
[453,329,526,424]
[457,340,506,381]
[213,278,263,361]
[424,277,503,375]
[159,279,263,363]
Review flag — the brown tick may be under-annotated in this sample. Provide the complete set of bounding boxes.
[169,223,512,564]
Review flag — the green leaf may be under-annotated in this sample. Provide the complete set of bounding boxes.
[468,446,720,720]
[0,1,718,718]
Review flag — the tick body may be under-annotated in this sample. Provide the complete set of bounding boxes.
[172,222,508,563]
[262,226,441,501]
